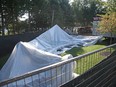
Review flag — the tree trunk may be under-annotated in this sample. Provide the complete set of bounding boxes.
[28,11,31,32]
[1,2,5,36]
[51,10,55,26]
[11,2,15,35]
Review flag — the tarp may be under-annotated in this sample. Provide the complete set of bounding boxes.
[74,35,103,46]
[0,24,102,86]
[29,25,102,54]
[0,42,75,87]
[0,42,62,81]
[29,25,81,54]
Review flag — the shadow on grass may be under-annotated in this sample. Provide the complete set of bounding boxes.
[65,47,85,57]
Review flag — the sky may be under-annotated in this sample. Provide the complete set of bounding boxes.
[19,13,28,21]
[101,0,107,1]
[69,0,107,3]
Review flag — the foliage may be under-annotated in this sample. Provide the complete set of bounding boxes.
[72,0,106,26]
[98,12,116,44]
[98,12,116,34]
[0,0,108,36]
[107,0,116,12]
[0,0,75,36]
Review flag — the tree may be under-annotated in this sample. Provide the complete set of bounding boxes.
[107,0,116,12]
[98,0,116,44]
[30,0,74,28]
[60,0,74,27]
[72,0,106,26]
[0,0,28,35]
[98,12,116,44]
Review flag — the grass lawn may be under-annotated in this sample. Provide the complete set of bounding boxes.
[61,44,108,74]
[61,45,106,57]
[61,39,114,74]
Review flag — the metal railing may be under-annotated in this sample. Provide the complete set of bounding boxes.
[0,43,116,87]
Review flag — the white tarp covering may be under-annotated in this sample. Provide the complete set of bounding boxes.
[0,42,75,87]
[0,24,102,87]
[74,35,102,46]
[29,25,81,54]
[29,25,102,54]
[0,42,61,81]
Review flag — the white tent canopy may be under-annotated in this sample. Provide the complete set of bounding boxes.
[0,42,62,81]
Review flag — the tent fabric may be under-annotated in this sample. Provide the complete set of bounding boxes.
[29,25,102,54]
[0,42,62,81]
[74,35,103,46]
[29,25,80,54]
[0,42,75,87]
[0,24,102,86]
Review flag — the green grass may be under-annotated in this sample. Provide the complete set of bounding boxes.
[62,45,108,74]
[61,39,115,74]
[75,51,109,74]
[61,45,106,57]
[65,45,116,74]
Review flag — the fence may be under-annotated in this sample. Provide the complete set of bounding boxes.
[0,43,116,87]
